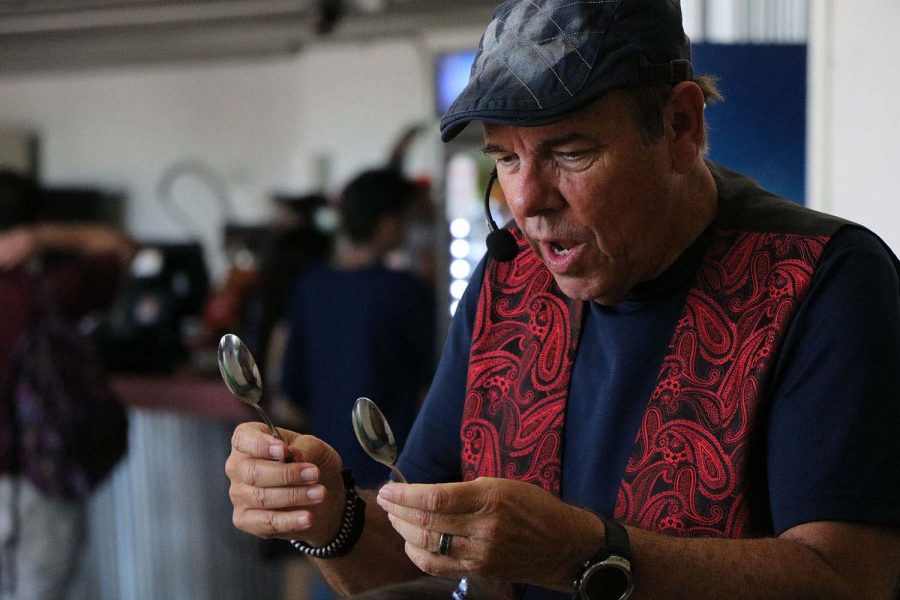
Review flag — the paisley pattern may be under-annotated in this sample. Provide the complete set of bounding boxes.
[462,226,829,538]
[614,229,828,537]
[461,229,582,496]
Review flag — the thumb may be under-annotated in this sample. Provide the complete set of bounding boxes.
[291,434,344,478]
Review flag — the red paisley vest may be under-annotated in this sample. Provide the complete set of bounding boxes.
[461,177,844,538]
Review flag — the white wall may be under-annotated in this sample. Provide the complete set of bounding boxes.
[808,0,900,252]
[0,37,442,279]
[1,0,898,278]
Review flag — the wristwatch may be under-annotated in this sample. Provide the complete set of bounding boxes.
[573,515,634,600]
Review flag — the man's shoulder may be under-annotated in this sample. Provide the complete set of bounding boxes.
[709,163,900,269]
[710,162,849,236]
[821,226,900,277]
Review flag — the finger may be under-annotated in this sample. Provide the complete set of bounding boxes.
[225,449,321,489]
[231,422,303,461]
[290,434,338,468]
[376,492,469,537]
[383,510,469,557]
[232,506,314,540]
[378,480,487,514]
[229,479,328,511]
[402,539,470,579]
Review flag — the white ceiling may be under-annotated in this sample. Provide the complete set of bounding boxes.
[0,0,497,74]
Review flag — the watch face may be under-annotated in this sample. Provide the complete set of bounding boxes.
[581,559,633,600]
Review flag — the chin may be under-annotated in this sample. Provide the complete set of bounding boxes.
[553,275,623,305]
[554,275,600,302]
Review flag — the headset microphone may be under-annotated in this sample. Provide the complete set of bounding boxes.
[483,168,519,262]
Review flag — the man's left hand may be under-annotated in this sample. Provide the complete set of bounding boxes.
[376,477,603,592]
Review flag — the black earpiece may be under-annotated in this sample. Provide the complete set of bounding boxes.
[483,168,518,262]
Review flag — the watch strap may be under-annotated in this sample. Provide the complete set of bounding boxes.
[573,514,633,599]
[598,515,631,562]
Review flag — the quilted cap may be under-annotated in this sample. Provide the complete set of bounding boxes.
[440,0,693,142]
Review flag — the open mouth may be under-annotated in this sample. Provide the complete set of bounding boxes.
[550,240,576,256]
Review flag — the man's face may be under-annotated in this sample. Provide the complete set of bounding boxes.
[482,91,680,305]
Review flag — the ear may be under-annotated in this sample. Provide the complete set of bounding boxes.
[665,81,707,173]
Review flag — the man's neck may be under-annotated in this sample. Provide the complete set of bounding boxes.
[650,162,719,280]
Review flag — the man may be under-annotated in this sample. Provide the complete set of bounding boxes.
[225,1,900,599]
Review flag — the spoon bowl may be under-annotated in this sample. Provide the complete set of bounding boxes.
[218,333,283,442]
[352,396,407,483]
[352,397,465,597]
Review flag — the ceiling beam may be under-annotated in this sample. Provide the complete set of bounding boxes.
[0,0,494,74]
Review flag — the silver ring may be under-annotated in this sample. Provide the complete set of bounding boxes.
[438,532,453,556]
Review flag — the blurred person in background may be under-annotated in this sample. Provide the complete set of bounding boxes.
[278,167,435,600]
[0,169,135,600]
[242,193,335,409]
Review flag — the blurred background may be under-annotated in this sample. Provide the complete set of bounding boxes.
[0,0,896,598]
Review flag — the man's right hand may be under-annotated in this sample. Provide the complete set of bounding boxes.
[225,422,346,547]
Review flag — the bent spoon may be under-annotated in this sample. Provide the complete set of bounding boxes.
[351,396,408,484]
[218,334,292,464]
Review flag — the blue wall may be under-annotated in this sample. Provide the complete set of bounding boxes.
[692,43,807,205]
[435,43,808,205]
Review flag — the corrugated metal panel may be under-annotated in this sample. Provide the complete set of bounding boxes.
[69,408,283,600]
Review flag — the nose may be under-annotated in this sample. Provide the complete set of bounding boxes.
[502,161,562,219]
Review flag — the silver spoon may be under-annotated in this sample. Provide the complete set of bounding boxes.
[351,396,407,484]
[218,333,289,451]
[352,397,470,598]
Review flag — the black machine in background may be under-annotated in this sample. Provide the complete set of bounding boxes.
[95,241,210,374]
[91,158,223,374]
[2,176,212,374]
[37,186,126,226]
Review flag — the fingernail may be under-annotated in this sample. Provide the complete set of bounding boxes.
[297,513,310,527]
[378,484,397,501]
[300,467,318,482]
[269,445,284,460]
[307,486,324,500]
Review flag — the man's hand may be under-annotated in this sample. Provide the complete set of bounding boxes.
[376,476,900,599]
[375,477,604,592]
[225,422,346,547]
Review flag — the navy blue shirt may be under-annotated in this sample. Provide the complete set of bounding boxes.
[281,263,435,490]
[397,227,900,599]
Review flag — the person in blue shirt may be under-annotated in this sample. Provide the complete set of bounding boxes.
[224,2,900,599]
[277,167,435,599]
[280,167,435,492]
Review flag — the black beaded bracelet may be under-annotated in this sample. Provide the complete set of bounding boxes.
[290,468,366,559]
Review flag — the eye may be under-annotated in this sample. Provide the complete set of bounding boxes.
[494,154,519,169]
[555,149,588,161]
[553,148,596,170]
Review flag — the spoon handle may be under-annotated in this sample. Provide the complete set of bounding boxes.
[389,465,408,484]
[254,405,282,440]
[254,405,294,463]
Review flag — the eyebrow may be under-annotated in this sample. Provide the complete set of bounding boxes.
[481,132,598,155]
